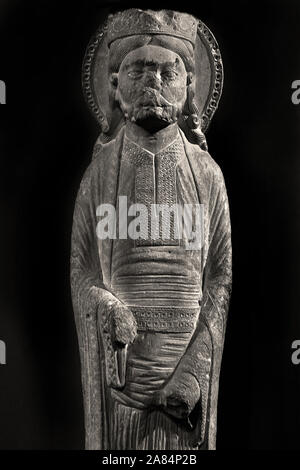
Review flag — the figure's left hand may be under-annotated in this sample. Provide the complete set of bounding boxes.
[151,372,201,421]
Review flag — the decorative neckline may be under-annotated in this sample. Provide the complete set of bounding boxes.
[125,121,179,155]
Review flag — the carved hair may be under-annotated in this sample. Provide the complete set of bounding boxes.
[180,81,208,151]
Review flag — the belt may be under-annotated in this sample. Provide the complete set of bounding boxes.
[130,306,200,333]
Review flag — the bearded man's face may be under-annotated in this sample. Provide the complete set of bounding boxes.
[114,45,187,130]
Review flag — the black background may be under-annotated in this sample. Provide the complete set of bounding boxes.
[0,0,300,450]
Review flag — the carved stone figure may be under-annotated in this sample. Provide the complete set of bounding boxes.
[71,9,232,450]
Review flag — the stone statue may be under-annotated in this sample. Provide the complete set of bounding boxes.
[71,9,232,450]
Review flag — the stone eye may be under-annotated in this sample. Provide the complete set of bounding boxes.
[162,71,177,81]
[127,70,143,79]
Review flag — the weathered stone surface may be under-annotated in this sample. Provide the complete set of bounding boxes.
[71,9,232,450]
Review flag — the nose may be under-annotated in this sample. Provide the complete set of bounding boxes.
[143,71,161,90]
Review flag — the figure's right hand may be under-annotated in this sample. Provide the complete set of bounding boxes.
[98,293,137,346]
[97,293,137,388]
[109,300,138,346]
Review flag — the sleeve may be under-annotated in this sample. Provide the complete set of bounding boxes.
[70,162,121,448]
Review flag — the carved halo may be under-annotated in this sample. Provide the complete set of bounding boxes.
[82,17,223,134]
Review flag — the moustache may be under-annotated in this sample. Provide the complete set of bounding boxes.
[135,88,173,108]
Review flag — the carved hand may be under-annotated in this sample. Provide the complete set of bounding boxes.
[151,372,201,421]
[97,293,138,346]
[109,300,138,346]
[97,293,138,388]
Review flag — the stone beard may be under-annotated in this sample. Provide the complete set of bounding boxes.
[71,9,232,450]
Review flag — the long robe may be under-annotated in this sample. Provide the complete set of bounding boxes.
[70,125,232,450]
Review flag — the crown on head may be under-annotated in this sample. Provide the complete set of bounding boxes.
[107,9,198,46]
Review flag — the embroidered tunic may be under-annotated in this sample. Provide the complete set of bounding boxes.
[70,123,232,450]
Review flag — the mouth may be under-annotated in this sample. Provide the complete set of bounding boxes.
[138,89,173,108]
[138,97,163,106]
[127,91,179,130]
[140,104,164,110]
